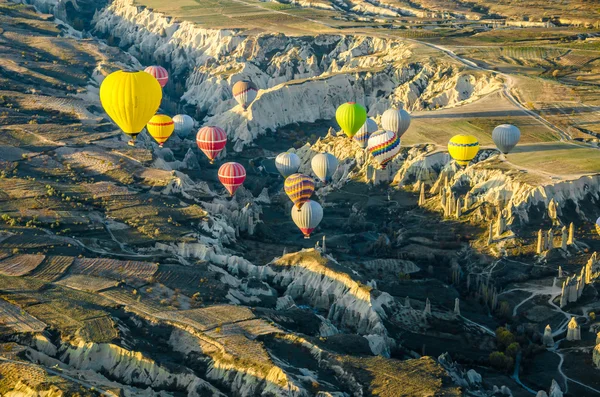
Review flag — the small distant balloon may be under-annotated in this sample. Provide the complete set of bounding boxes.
[275,152,301,178]
[335,102,367,138]
[144,65,169,88]
[381,108,411,138]
[173,114,194,139]
[218,162,246,196]
[492,124,521,154]
[596,217,600,236]
[99,70,162,145]
[196,126,227,164]
[291,199,323,239]
[354,118,378,148]
[367,130,401,170]
[311,153,338,184]
[448,134,480,166]
[146,114,174,147]
[232,80,258,110]
[284,173,315,210]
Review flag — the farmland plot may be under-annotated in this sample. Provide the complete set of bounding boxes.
[69,257,158,287]
[101,286,166,315]
[76,316,119,343]
[56,274,117,292]
[30,255,74,281]
[0,254,45,276]
[158,305,255,331]
[0,178,46,199]
[0,297,46,333]
[205,319,281,339]
[0,234,68,249]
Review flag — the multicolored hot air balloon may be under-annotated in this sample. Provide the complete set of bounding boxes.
[492,124,521,154]
[146,114,174,147]
[173,114,194,139]
[381,108,411,138]
[335,102,367,138]
[354,118,378,148]
[99,70,162,145]
[448,134,479,166]
[232,80,258,110]
[196,126,227,164]
[284,173,315,210]
[275,152,301,178]
[311,153,338,184]
[291,199,323,239]
[144,66,169,88]
[367,130,401,170]
[218,162,246,196]
[596,217,600,236]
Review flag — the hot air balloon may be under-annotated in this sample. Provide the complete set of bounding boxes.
[492,124,521,154]
[146,114,174,147]
[291,200,323,239]
[367,130,401,170]
[99,70,162,145]
[448,134,480,166]
[381,108,411,138]
[596,217,600,236]
[284,173,315,210]
[144,65,169,88]
[232,80,258,110]
[196,126,227,164]
[173,114,194,139]
[218,162,246,196]
[275,152,301,178]
[354,118,378,148]
[311,153,338,184]
[335,102,367,138]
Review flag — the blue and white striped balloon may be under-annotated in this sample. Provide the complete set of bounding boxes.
[492,124,521,154]
[173,114,195,139]
[354,118,378,148]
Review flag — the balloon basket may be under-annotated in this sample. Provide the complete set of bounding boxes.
[304,235,310,239]
[127,140,135,147]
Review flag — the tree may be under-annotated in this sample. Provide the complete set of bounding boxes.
[489,351,514,372]
[552,69,560,78]
[495,327,516,350]
[506,342,520,358]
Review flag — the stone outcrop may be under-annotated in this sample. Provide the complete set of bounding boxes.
[566,317,581,341]
[560,265,586,308]
[543,324,554,347]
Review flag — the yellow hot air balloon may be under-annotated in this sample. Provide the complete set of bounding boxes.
[448,134,479,166]
[99,70,162,145]
[147,115,175,147]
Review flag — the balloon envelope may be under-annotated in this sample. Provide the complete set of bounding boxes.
[311,153,338,183]
[354,118,378,148]
[275,152,301,178]
[367,130,401,169]
[381,108,411,138]
[99,70,162,141]
[596,217,600,236]
[147,114,174,147]
[218,162,246,196]
[284,173,315,210]
[197,126,227,164]
[173,114,194,138]
[448,134,479,166]
[291,200,323,238]
[492,124,521,154]
[335,102,367,138]
[144,66,169,88]
[232,80,258,110]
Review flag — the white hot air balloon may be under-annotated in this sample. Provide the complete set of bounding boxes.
[173,114,194,139]
[275,152,301,178]
[492,124,521,154]
[381,108,411,138]
[291,199,323,239]
[354,118,378,148]
[311,153,339,184]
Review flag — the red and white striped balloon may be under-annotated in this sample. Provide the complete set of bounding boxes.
[144,66,169,88]
[218,162,246,196]
[196,126,227,164]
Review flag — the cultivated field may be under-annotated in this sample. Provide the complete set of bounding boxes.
[69,257,158,287]
[29,255,74,281]
[0,297,46,334]
[0,254,44,276]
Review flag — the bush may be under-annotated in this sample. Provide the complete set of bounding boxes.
[489,351,514,372]
[495,327,516,350]
[506,342,520,358]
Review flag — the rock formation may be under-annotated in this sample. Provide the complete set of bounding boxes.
[566,317,581,341]
[496,210,506,236]
[561,226,567,251]
[454,298,460,316]
[568,222,575,245]
[537,229,544,254]
[419,184,425,206]
[543,325,554,347]
[548,379,564,397]
[560,263,587,307]
[424,298,431,316]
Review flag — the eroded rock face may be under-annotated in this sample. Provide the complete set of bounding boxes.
[84,0,500,150]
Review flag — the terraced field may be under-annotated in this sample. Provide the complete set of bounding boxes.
[30,255,74,281]
[0,298,46,334]
[0,254,44,276]
[69,257,158,287]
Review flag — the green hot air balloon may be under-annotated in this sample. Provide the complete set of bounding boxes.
[335,102,367,138]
